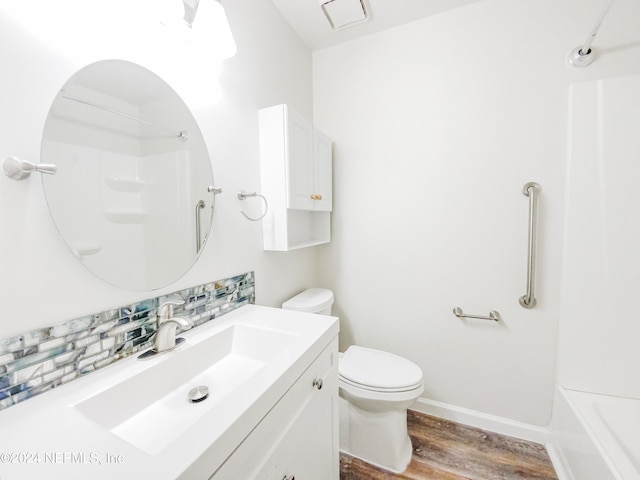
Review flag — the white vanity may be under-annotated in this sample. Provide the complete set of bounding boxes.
[0,305,339,480]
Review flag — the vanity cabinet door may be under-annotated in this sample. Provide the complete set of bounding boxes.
[209,337,339,480]
[273,343,338,480]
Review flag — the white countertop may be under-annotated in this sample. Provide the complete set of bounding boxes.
[0,305,339,480]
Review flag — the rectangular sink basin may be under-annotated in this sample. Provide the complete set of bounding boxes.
[74,323,298,454]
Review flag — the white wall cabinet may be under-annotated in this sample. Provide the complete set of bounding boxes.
[259,104,333,251]
[210,337,339,480]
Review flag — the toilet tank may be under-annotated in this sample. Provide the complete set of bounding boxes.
[282,288,334,315]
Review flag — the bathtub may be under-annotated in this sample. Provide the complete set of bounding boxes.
[551,387,640,480]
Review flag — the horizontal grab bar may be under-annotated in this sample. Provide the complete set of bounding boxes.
[453,307,501,322]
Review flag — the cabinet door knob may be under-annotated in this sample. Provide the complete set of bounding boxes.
[313,378,323,390]
[309,194,323,201]
[282,476,295,480]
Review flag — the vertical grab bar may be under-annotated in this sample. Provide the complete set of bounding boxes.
[519,182,541,309]
[195,200,206,253]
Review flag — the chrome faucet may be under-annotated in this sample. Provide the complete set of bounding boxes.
[154,300,193,353]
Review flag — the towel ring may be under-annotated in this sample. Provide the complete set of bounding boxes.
[237,190,268,221]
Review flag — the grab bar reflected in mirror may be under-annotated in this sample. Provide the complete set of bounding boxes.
[195,200,206,254]
[195,187,222,254]
[520,182,541,309]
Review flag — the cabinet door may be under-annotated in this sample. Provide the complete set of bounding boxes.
[313,129,333,212]
[286,107,315,211]
[274,347,338,480]
[208,339,339,480]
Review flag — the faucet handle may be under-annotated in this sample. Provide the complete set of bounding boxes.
[158,300,185,321]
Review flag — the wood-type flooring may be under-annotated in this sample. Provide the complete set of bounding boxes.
[339,410,558,480]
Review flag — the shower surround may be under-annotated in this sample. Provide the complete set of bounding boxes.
[551,74,640,480]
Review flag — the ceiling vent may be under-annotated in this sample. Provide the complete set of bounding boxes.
[319,0,369,30]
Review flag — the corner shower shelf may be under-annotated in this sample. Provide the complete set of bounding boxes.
[102,209,147,224]
[103,177,150,193]
[72,242,102,256]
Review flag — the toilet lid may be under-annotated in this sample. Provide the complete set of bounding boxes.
[281,288,333,312]
[339,346,423,390]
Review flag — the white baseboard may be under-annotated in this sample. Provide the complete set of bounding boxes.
[411,397,553,445]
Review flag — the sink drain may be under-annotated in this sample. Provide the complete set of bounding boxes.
[188,385,209,403]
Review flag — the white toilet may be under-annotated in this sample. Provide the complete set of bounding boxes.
[282,288,424,473]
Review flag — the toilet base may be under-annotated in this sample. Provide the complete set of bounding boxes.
[339,395,413,473]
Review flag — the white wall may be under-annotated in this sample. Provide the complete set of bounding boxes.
[0,0,318,337]
[313,0,640,425]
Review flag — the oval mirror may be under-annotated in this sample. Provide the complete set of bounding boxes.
[41,60,215,291]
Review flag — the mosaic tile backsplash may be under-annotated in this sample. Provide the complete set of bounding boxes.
[0,272,255,411]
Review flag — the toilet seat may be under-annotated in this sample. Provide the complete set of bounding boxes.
[339,346,423,391]
[339,378,424,404]
[339,375,422,393]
